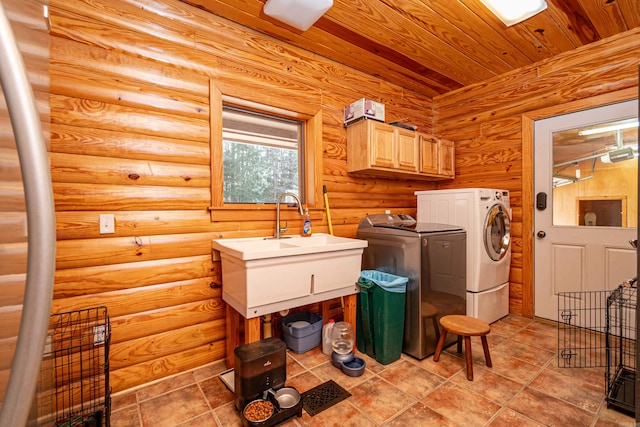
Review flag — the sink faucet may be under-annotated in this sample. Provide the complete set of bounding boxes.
[274,192,304,239]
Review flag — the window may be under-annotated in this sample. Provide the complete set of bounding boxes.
[209,81,323,217]
[222,107,304,203]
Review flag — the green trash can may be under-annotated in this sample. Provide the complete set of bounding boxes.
[356,270,408,365]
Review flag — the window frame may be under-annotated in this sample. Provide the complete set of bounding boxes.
[209,81,323,218]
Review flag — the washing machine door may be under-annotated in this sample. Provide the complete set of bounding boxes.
[484,204,511,261]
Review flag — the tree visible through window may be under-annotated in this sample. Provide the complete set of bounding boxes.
[222,106,304,203]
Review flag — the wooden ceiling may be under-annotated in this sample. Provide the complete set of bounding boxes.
[181,0,640,97]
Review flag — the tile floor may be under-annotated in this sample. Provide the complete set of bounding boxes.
[110,314,636,426]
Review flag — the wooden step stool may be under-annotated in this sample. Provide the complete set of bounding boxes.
[432,315,492,381]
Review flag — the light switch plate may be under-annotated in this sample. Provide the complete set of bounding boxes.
[99,214,115,234]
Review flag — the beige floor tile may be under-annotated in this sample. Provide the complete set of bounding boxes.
[507,387,595,426]
[111,390,137,410]
[528,367,604,412]
[297,399,374,427]
[595,403,636,426]
[385,401,458,426]
[497,314,534,329]
[287,347,330,369]
[414,349,465,379]
[511,328,559,353]
[488,319,527,338]
[192,361,228,382]
[136,373,196,402]
[175,411,218,426]
[286,353,308,378]
[213,402,243,426]
[448,366,524,406]
[199,375,235,409]
[487,352,542,384]
[139,384,210,427]
[422,382,501,427]
[110,404,141,427]
[486,408,544,427]
[284,370,324,394]
[525,319,559,338]
[347,376,416,425]
[492,337,555,367]
[377,359,444,399]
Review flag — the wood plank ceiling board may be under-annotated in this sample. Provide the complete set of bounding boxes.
[423,0,533,70]
[325,0,497,85]
[178,0,640,96]
[180,0,454,96]
[577,0,629,38]
[545,0,599,46]
[380,0,515,75]
[617,0,640,28]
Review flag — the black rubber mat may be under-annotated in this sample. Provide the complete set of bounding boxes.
[301,379,351,416]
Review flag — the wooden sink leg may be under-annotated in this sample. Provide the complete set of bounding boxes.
[343,294,357,344]
[225,305,240,369]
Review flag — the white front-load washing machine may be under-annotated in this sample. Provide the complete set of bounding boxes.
[415,188,511,323]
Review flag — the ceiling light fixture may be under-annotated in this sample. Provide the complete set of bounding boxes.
[479,0,547,26]
[578,121,639,136]
[263,0,333,31]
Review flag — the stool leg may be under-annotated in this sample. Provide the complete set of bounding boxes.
[464,336,473,380]
[456,335,462,354]
[432,317,440,343]
[433,329,448,362]
[481,335,492,368]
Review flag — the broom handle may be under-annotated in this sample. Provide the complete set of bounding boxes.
[323,185,344,312]
[323,185,334,235]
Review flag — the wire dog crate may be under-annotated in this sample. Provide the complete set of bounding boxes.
[558,284,636,416]
[605,285,636,415]
[39,306,111,426]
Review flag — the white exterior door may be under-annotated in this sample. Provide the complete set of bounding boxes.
[534,100,638,321]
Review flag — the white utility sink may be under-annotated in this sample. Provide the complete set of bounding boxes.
[212,233,368,318]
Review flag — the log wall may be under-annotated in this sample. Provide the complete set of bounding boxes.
[49,0,435,393]
[433,28,640,317]
[46,0,639,394]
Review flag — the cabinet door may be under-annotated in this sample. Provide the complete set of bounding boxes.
[397,128,418,171]
[418,133,438,174]
[439,139,455,177]
[370,121,396,169]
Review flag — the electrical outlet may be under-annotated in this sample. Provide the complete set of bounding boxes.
[43,334,52,356]
[93,325,107,345]
[99,214,115,234]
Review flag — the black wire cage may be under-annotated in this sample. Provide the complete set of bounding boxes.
[39,306,111,427]
[605,285,636,415]
[558,283,636,416]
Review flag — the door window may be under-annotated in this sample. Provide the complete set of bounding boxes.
[552,118,638,228]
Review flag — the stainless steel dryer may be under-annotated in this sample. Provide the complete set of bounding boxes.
[357,214,467,359]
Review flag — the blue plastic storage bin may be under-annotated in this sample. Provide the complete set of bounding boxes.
[281,311,323,353]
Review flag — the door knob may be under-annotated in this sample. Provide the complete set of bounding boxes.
[537,231,546,238]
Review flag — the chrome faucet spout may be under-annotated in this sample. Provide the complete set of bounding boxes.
[275,192,304,239]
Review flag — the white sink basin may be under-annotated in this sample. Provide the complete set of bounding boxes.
[212,233,368,318]
[212,233,367,260]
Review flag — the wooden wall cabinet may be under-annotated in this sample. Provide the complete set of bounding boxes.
[417,133,455,178]
[347,120,454,180]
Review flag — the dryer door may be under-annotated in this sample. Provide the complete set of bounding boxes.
[484,204,511,261]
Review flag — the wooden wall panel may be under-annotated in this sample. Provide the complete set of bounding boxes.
[49,0,435,393]
[434,27,640,317]
[48,0,639,396]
